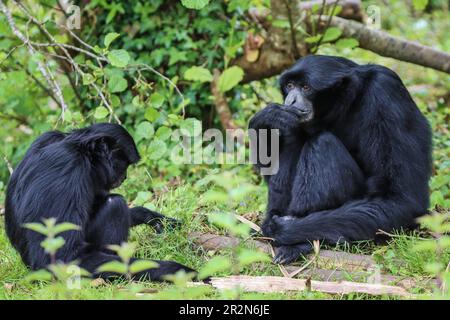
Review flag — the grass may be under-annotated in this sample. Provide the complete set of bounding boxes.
[0,179,446,300]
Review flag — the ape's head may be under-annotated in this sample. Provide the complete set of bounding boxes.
[71,123,140,190]
[279,55,359,124]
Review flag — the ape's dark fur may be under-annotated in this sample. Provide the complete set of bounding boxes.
[5,123,195,280]
[249,55,432,264]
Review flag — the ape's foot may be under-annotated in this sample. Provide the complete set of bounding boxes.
[150,216,181,233]
[273,243,312,265]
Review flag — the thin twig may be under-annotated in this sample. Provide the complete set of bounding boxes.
[0,0,68,119]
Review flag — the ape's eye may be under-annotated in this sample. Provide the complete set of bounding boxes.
[302,84,311,92]
[286,82,295,90]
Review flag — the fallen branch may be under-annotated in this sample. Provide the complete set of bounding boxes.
[286,267,438,290]
[325,16,450,74]
[189,232,375,271]
[200,275,411,297]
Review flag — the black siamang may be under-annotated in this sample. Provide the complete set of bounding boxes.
[5,123,195,280]
[249,55,432,264]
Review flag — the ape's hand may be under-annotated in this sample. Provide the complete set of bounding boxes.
[249,103,301,136]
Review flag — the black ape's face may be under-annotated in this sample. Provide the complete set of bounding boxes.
[280,55,356,123]
[109,147,131,189]
[280,72,315,123]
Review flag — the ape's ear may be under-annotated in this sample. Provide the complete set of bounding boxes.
[79,134,117,158]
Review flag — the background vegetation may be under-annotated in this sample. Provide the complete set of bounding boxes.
[0,0,448,300]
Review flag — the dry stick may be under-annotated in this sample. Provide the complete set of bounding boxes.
[189,232,375,270]
[0,0,68,119]
[200,275,412,297]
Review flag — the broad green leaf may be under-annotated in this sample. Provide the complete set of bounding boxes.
[237,248,270,267]
[184,66,213,83]
[304,34,322,44]
[94,106,109,119]
[335,38,359,50]
[23,223,48,235]
[201,190,229,204]
[322,27,342,42]
[180,118,202,137]
[198,256,232,279]
[149,92,165,108]
[412,0,428,11]
[24,269,53,282]
[108,242,136,263]
[82,73,95,85]
[217,66,244,93]
[108,75,128,93]
[41,236,65,254]
[181,0,210,10]
[144,107,160,122]
[97,260,128,274]
[107,49,130,68]
[133,191,152,206]
[129,260,159,274]
[136,121,154,140]
[53,222,81,235]
[155,126,172,141]
[148,139,167,160]
[104,32,120,48]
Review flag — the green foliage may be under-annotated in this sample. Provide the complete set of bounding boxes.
[0,0,448,300]
[180,0,210,10]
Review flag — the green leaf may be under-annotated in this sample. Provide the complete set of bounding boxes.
[148,139,167,160]
[108,242,136,263]
[180,0,210,10]
[23,223,48,235]
[322,27,342,42]
[97,260,128,274]
[107,49,130,68]
[180,118,202,137]
[94,106,109,119]
[136,121,155,140]
[41,236,65,254]
[24,269,53,282]
[304,34,322,44]
[82,73,95,85]
[184,66,213,83]
[155,126,172,141]
[201,190,229,204]
[149,92,165,108]
[198,256,232,279]
[237,248,270,267]
[218,66,244,93]
[144,107,160,122]
[53,222,81,235]
[412,0,428,11]
[104,32,120,48]
[133,191,152,206]
[129,260,159,274]
[335,38,359,50]
[108,75,128,93]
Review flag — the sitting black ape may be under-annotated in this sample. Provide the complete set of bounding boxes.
[249,55,432,264]
[5,123,195,280]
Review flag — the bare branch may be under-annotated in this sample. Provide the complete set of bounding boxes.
[325,16,450,74]
[0,0,68,119]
